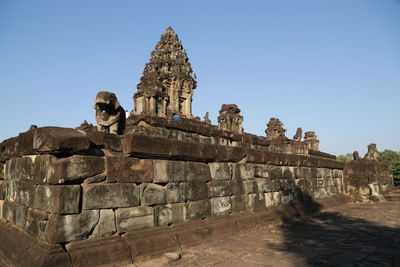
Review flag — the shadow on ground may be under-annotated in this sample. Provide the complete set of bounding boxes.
[273,191,400,267]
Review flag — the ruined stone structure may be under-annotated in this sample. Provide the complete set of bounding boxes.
[133,27,196,119]
[364,143,379,160]
[265,118,287,141]
[0,27,395,267]
[304,131,320,151]
[217,104,243,133]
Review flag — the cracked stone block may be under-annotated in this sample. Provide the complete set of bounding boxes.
[155,203,186,226]
[186,199,211,221]
[5,157,33,180]
[116,206,154,232]
[230,178,243,195]
[246,193,266,211]
[34,185,80,214]
[106,157,153,183]
[142,184,167,205]
[83,183,139,209]
[207,181,231,198]
[47,155,105,184]
[211,197,232,216]
[91,209,116,238]
[209,163,232,181]
[44,210,100,243]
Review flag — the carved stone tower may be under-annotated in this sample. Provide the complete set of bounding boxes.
[134,27,197,118]
[218,104,243,133]
[265,118,287,140]
[304,131,320,151]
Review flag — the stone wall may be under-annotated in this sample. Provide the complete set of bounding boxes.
[0,126,347,245]
[344,159,394,198]
[0,125,394,266]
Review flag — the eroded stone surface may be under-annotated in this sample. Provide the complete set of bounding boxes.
[116,206,154,232]
[83,183,139,209]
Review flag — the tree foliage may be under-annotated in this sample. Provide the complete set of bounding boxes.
[378,150,400,187]
[336,153,353,163]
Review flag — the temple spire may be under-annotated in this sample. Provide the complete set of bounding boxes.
[134,27,197,118]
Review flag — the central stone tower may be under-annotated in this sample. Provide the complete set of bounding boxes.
[133,27,197,118]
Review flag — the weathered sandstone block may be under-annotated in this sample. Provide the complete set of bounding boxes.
[15,203,27,228]
[246,193,266,211]
[142,184,167,205]
[153,160,211,183]
[106,156,153,183]
[238,164,254,179]
[210,197,232,216]
[25,208,48,238]
[91,209,116,238]
[165,183,185,203]
[5,157,33,180]
[83,183,139,209]
[33,154,57,184]
[209,163,231,181]
[44,210,100,243]
[207,181,231,197]
[185,181,208,201]
[254,165,269,178]
[33,127,90,154]
[155,203,186,226]
[34,185,80,214]
[116,206,154,232]
[243,179,256,194]
[47,155,105,184]
[4,180,35,207]
[187,199,211,221]
[33,127,90,153]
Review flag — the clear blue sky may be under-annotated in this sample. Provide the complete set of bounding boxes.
[1,0,399,156]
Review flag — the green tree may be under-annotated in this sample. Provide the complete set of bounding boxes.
[379,150,400,187]
[336,153,353,163]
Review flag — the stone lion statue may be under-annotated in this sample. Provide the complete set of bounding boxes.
[94,91,125,135]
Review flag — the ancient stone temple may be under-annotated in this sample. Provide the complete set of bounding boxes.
[133,27,197,118]
[0,28,395,267]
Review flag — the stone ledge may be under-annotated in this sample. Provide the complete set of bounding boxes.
[122,134,344,169]
[0,221,72,267]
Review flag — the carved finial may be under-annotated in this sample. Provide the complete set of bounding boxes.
[204,112,211,124]
[94,91,125,135]
[293,127,302,141]
[304,131,320,151]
